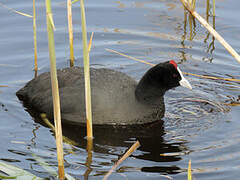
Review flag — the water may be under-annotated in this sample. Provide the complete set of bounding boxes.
[0,0,240,179]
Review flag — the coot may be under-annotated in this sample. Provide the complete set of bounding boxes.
[16,60,192,125]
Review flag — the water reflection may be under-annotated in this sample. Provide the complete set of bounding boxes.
[83,138,93,180]
[17,101,188,176]
[180,6,216,62]
[204,16,216,62]
[30,125,39,147]
[60,120,187,175]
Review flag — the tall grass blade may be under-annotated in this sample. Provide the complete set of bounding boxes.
[67,0,74,67]
[33,0,38,74]
[103,141,140,180]
[45,0,65,179]
[80,0,93,139]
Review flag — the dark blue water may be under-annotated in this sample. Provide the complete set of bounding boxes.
[0,0,240,179]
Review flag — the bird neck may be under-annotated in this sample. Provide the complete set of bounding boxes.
[135,75,166,104]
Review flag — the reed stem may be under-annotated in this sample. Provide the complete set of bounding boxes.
[188,14,193,40]
[45,0,65,179]
[103,141,140,180]
[192,0,196,10]
[33,0,38,73]
[80,0,93,139]
[67,0,74,67]
[180,0,240,63]
[106,48,240,82]
[206,0,210,16]
[213,0,215,16]
[0,2,32,17]
[188,159,192,180]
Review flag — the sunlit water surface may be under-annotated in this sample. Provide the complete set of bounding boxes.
[0,0,240,179]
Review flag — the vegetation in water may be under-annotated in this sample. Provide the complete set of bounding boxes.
[0,0,239,179]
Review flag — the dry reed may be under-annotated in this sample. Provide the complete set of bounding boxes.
[103,141,140,180]
[45,0,65,179]
[206,0,210,20]
[188,159,192,180]
[79,0,93,139]
[180,0,240,63]
[106,48,240,83]
[0,2,32,18]
[67,0,74,67]
[33,0,38,74]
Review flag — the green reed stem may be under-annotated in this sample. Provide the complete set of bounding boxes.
[80,0,93,139]
[45,0,65,179]
[212,0,215,16]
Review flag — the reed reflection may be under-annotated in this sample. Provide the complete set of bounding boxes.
[61,121,188,175]
[180,6,216,62]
